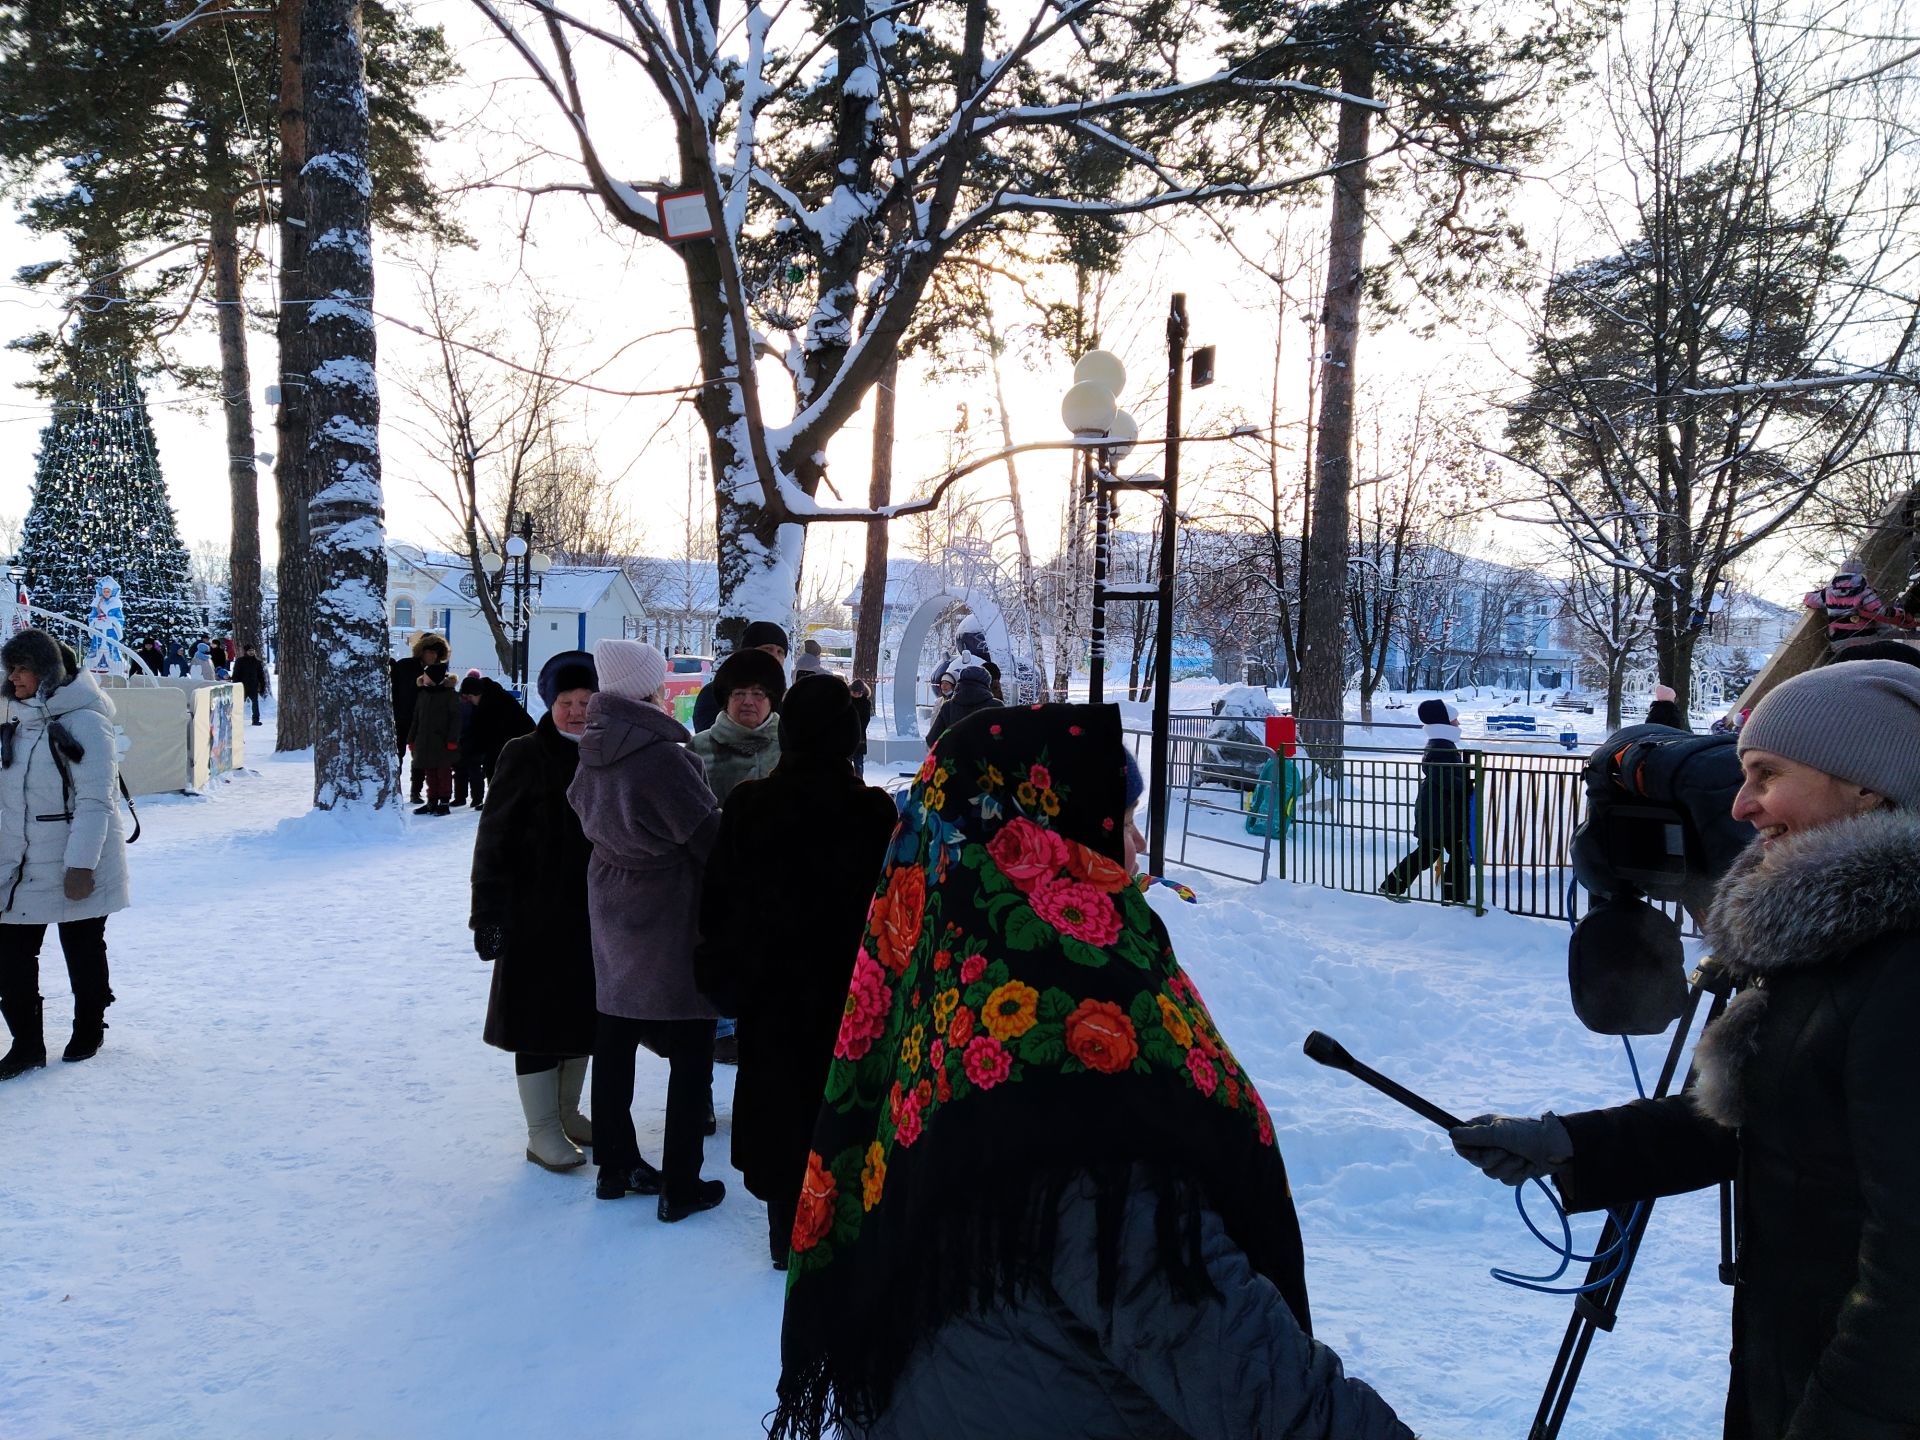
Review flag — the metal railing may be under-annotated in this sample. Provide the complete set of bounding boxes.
[1129,725,1614,926]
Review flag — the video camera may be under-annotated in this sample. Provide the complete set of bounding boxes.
[1565,723,1752,1035]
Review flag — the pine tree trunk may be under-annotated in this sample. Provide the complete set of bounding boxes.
[853,351,895,691]
[1295,53,1376,767]
[303,0,394,810]
[210,195,264,655]
[274,0,319,751]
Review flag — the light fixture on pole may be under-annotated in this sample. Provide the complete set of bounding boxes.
[1060,352,1131,705]
[1525,644,1538,706]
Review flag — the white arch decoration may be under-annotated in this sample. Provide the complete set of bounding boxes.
[891,590,1014,737]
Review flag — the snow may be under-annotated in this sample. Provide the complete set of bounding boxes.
[1,716,1727,1438]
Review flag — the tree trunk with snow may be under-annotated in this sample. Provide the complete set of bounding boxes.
[274,0,318,751]
[209,185,264,657]
[303,0,394,810]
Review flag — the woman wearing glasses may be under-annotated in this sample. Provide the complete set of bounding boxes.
[688,648,787,804]
[0,630,132,1080]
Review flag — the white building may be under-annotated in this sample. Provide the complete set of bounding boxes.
[386,545,650,686]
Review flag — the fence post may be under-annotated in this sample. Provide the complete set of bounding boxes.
[1471,750,1488,917]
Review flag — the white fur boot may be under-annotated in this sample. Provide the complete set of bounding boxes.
[558,1057,592,1147]
[517,1069,586,1171]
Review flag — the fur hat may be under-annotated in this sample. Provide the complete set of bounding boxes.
[411,631,449,661]
[593,639,667,702]
[779,673,860,758]
[712,647,788,711]
[742,620,790,654]
[537,649,598,709]
[1,628,68,690]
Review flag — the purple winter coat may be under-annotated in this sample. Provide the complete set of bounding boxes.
[566,692,721,1021]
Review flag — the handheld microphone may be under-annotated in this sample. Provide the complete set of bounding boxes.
[1301,1030,1466,1131]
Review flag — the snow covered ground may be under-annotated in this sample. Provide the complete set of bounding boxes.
[2,715,1729,1439]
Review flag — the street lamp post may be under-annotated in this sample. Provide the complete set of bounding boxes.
[480,513,552,698]
[1525,644,1538,706]
[1060,355,1135,706]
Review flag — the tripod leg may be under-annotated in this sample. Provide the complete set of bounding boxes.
[1529,969,1732,1440]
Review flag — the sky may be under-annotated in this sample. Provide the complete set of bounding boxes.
[0,0,1859,611]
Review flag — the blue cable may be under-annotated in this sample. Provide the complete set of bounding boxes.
[1485,1035,1647,1296]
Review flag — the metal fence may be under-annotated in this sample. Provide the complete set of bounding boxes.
[1129,727,1617,925]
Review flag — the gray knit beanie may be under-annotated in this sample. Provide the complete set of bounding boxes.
[1740,659,1920,809]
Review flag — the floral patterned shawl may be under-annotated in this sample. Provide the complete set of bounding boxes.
[771,703,1309,1439]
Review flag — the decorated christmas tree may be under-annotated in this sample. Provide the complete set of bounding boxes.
[16,356,200,644]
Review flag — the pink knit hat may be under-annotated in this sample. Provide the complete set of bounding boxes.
[592,639,667,701]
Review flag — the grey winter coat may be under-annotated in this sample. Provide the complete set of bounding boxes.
[566,692,721,1020]
[866,1170,1412,1440]
[1556,807,1920,1440]
[0,671,131,925]
[686,710,780,802]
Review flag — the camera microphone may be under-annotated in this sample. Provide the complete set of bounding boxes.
[1301,1030,1465,1131]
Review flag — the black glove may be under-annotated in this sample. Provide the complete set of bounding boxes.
[473,923,508,962]
[1450,1113,1573,1186]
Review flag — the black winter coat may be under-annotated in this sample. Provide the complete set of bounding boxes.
[472,715,598,1055]
[1556,807,1920,1440]
[460,679,535,770]
[391,656,425,743]
[693,754,897,1200]
[925,672,998,749]
[230,654,267,698]
[1411,740,1471,849]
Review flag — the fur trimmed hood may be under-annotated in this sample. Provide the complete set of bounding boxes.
[1693,807,1920,1126]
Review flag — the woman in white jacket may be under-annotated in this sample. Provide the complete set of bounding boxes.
[0,630,132,1079]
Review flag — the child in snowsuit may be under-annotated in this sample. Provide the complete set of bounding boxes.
[1804,570,1918,651]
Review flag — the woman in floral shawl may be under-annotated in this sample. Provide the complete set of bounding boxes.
[770,703,1412,1440]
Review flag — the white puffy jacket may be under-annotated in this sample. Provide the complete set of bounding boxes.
[0,670,131,924]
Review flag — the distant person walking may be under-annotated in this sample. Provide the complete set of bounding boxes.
[924,663,997,749]
[231,644,269,726]
[1378,698,1473,905]
[0,631,133,1080]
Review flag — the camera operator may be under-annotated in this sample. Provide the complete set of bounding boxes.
[1452,659,1920,1440]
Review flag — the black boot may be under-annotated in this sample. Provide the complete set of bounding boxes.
[596,1159,664,1199]
[657,1178,725,1223]
[63,1012,107,1062]
[0,996,47,1080]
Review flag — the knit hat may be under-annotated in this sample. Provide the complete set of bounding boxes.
[458,674,486,697]
[1123,748,1145,809]
[537,649,598,709]
[711,647,787,711]
[1740,659,1920,810]
[742,620,790,654]
[593,638,667,702]
[1417,697,1461,743]
[779,672,860,758]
